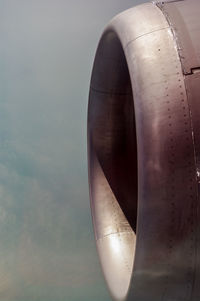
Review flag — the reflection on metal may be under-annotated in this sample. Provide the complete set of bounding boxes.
[88,0,200,300]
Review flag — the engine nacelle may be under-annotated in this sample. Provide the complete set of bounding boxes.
[88,1,200,300]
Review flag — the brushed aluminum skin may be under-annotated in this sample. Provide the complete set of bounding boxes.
[87,1,200,300]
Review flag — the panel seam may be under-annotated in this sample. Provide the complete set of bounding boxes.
[96,231,134,241]
[124,27,169,50]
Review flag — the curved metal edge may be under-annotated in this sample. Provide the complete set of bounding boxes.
[88,1,199,300]
[88,4,171,301]
[123,5,197,301]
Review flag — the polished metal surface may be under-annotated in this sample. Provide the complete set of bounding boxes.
[88,1,200,300]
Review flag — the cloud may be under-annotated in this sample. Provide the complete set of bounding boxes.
[0,0,147,300]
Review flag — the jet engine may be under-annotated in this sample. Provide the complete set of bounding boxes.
[88,1,200,300]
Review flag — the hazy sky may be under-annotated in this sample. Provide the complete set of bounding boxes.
[0,1,146,300]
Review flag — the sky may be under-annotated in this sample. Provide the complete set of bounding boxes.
[0,1,146,300]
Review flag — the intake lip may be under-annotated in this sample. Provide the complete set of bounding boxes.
[88,1,200,300]
[88,29,137,301]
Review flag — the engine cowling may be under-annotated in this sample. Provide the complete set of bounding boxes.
[88,1,200,300]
